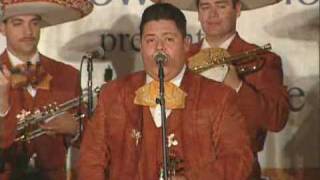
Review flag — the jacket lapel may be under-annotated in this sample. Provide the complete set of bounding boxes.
[120,72,145,177]
[0,51,13,69]
[187,40,203,58]
[228,33,256,54]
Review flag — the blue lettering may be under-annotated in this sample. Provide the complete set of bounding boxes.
[122,0,146,5]
[90,0,147,6]
[100,30,203,52]
[90,0,112,6]
[286,0,319,5]
[102,33,117,52]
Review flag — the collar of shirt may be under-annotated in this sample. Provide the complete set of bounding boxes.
[7,50,40,66]
[201,33,236,49]
[146,64,186,87]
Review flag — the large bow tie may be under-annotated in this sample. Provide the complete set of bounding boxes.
[134,81,187,109]
[10,62,52,90]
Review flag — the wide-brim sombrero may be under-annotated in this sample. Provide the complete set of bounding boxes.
[150,0,283,11]
[0,0,93,27]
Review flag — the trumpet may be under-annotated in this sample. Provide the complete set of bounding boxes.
[188,43,272,74]
[15,87,100,142]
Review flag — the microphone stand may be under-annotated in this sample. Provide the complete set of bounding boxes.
[77,53,95,141]
[86,56,94,118]
[156,60,169,180]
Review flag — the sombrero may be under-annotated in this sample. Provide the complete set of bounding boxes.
[0,0,93,27]
[150,0,283,11]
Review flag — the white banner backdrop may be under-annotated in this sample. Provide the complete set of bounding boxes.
[0,0,319,179]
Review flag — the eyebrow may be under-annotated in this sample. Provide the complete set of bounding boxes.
[9,16,41,22]
[215,0,228,5]
[163,32,177,36]
[31,16,42,21]
[143,32,177,38]
[199,0,228,6]
[142,33,156,38]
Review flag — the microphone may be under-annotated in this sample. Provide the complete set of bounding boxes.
[154,51,168,64]
[85,47,105,59]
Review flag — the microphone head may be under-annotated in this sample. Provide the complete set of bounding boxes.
[86,47,105,59]
[153,51,168,64]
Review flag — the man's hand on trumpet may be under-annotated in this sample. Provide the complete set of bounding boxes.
[223,65,242,92]
[40,112,79,136]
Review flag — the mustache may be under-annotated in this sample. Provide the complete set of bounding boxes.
[206,20,221,24]
[20,37,36,41]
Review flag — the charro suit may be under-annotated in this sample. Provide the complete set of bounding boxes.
[79,70,253,180]
[188,33,289,178]
[0,50,80,180]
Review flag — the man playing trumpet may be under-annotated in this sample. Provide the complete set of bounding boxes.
[0,0,93,179]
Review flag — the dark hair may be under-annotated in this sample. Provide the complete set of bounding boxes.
[140,3,187,37]
[196,0,239,9]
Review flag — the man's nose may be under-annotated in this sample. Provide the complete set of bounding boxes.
[24,24,33,36]
[156,39,165,51]
[209,7,219,18]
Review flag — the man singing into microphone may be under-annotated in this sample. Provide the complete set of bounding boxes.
[79,3,253,180]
